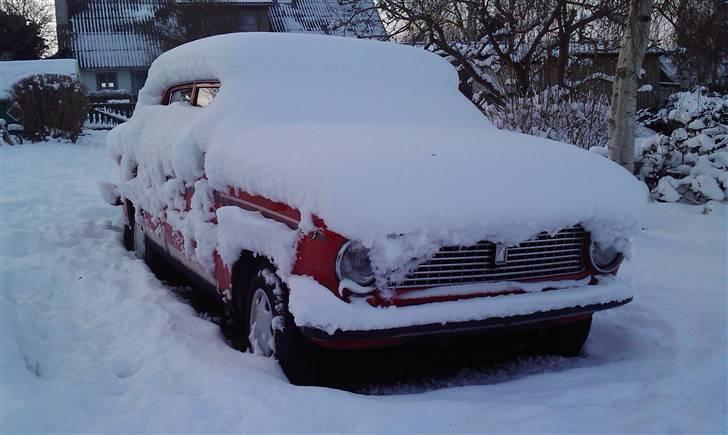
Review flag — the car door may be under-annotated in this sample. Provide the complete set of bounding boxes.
[158,84,194,263]
[162,83,223,295]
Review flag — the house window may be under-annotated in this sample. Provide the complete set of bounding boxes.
[96,72,118,90]
[195,86,219,107]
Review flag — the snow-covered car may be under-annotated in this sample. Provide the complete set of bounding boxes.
[107,33,646,385]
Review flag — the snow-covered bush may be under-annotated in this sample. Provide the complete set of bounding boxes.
[480,87,609,149]
[10,74,88,143]
[637,88,727,203]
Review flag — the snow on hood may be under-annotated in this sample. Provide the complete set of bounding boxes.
[109,33,647,278]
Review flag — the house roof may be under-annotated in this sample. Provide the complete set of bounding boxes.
[176,0,274,3]
[65,0,164,70]
[0,59,80,100]
[268,0,385,37]
[63,0,385,70]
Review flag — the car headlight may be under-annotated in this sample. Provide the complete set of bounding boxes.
[589,240,624,273]
[335,241,375,289]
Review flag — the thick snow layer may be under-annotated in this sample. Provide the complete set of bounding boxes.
[216,206,300,277]
[109,33,647,279]
[1,135,726,432]
[637,90,728,204]
[289,275,632,334]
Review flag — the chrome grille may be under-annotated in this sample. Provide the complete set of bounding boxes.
[392,226,587,289]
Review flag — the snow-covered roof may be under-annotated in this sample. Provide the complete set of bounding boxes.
[176,0,273,3]
[0,59,79,100]
[269,0,384,37]
[64,0,383,70]
[133,33,475,124]
[65,0,164,69]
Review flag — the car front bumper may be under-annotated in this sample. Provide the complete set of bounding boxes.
[287,275,633,350]
[301,297,630,349]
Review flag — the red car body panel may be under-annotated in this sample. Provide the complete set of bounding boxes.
[133,183,603,307]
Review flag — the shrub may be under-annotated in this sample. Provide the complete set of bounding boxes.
[637,88,728,203]
[480,86,609,150]
[9,74,88,142]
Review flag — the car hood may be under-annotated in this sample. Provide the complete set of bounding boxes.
[204,121,647,250]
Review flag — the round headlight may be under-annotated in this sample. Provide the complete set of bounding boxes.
[589,241,623,273]
[335,241,375,288]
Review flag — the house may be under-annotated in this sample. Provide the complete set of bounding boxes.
[54,0,385,99]
[0,58,79,124]
[543,46,681,110]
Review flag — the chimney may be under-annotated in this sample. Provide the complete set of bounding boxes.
[55,0,69,25]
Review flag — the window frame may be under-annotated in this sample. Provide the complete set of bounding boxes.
[162,80,220,106]
[163,83,194,105]
[96,71,118,91]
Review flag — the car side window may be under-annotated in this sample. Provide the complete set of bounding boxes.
[195,86,219,108]
[169,87,192,105]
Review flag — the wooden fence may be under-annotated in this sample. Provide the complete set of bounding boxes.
[86,102,135,129]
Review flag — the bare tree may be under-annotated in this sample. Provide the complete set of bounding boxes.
[608,0,654,172]
[367,0,628,103]
[673,0,727,88]
[0,0,55,55]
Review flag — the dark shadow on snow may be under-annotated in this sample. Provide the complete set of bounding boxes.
[147,255,594,395]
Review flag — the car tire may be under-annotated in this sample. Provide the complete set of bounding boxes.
[133,219,146,260]
[245,267,325,386]
[122,203,135,251]
[123,224,134,251]
[131,218,170,276]
[540,316,593,357]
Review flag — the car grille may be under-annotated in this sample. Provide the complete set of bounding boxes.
[391,226,587,289]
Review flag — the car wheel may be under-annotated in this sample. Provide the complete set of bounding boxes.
[122,203,135,252]
[246,267,325,386]
[122,222,134,251]
[540,316,593,357]
[133,219,146,260]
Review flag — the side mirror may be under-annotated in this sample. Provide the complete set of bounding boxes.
[98,180,122,206]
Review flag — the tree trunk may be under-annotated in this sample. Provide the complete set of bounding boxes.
[514,65,531,96]
[607,0,654,173]
[556,34,570,86]
[555,2,571,86]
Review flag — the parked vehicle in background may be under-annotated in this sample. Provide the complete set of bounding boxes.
[107,33,646,385]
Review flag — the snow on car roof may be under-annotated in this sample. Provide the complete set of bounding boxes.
[110,33,647,277]
[136,32,484,127]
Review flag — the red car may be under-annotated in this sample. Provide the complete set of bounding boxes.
[108,33,644,385]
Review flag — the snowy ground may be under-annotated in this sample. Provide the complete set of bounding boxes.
[1,132,726,433]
